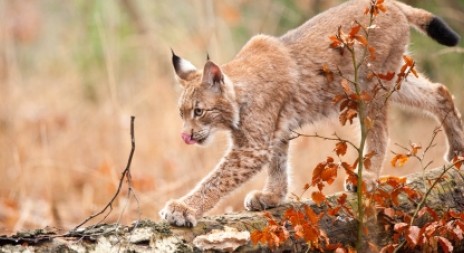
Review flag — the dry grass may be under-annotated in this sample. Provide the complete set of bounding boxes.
[0,0,463,233]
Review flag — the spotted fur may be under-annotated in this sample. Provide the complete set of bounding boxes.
[160,0,463,227]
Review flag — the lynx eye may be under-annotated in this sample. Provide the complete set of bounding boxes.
[193,108,204,117]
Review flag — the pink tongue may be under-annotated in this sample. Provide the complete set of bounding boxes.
[181,133,197,145]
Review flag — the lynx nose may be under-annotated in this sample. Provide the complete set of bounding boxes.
[181,132,197,145]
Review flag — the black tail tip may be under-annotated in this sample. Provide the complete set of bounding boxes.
[427,16,460,47]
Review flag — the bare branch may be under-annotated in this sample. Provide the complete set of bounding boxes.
[74,116,137,230]
[289,129,359,152]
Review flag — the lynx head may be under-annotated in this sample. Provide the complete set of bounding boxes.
[172,51,239,145]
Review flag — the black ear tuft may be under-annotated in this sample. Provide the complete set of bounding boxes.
[172,49,182,74]
[427,16,460,47]
[171,49,197,80]
[206,53,210,61]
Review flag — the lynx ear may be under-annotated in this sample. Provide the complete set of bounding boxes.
[201,61,223,92]
[172,50,197,80]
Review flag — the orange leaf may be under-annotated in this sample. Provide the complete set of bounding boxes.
[399,65,408,75]
[410,67,418,78]
[321,64,334,82]
[335,141,348,156]
[418,206,439,221]
[402,186,420,201]
[453,225,464,241]
[312,191,326,206]
[345,174,358,189]
[354,35,368,46]
[410,143,422,156]
[364,151,376,160]
[405,226,420,247]
[359,91,373,102]
[329,36,342,48]
[379,176,407,188]
[364,7,370,15]
[339,99,350,111]
[364,156,373,171]
[284,207,304,226]
[311,162,325,186]
[304,205,321,224]
[339,111,348,126]
[264,212,278,226]
[328,206,341,216]
[453,155,463,170]
[394,222,408,233]
[383,208,395,219]
[349,24,361,37]
[379,244,395,253]
[377,4,387,13]
[373,189,390,206]
[302,224,319,244]
[391,154,409,167]
[326,156,334,163]
[346,108,358,124]
[321,165,338,185]
[294,224,304,239]
[341,79,351,93]
[341,162,353,171]
[333,94,346,104]
[368,46,376,60]
[378,71,395,81]
[303,183,310,190]
[403,55,414,66]
[337,193,348,205]
[250,230,263,245]
[437,236,454,253]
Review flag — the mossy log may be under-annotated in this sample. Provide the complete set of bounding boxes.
[1,167,464,252]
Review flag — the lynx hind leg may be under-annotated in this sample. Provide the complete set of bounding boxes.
[391,74,464,161]
[244,140,289,211]
[344,100,389,193]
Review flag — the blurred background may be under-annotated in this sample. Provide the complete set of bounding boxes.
[0,0,463,233]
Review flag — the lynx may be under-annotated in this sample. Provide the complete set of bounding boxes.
[160,0,463,227]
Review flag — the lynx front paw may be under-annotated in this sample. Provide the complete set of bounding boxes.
[159,199,197,227]
[244,190,284,211]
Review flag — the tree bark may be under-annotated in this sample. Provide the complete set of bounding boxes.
[1,167,464,252]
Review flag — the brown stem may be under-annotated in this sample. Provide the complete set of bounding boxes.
[74,116,136,230]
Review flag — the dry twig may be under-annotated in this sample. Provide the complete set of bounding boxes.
[73,116,138,230]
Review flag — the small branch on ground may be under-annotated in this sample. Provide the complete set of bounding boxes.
[73,116,139,231]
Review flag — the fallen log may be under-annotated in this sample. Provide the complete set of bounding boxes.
[1,167,464,252]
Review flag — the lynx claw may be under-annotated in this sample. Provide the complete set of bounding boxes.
[244,190,284,211]
[159,199,197,227]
